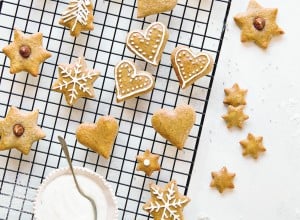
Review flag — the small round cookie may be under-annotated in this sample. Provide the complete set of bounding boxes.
[114,60,155,102]
[59,0,95,37]
[76,116,119,159]
[2,29,51,76]
[171,46,214,89]
[126,22,169,66]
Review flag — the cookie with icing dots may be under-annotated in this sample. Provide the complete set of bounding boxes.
[126,22,169,66]
[59,0,95,37]
[114,60,155,102]
[171,46,214,89]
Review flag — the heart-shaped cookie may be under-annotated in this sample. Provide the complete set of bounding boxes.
[171,46,214,89]
[115,60,154,102]
[126,22,169,65]
[151,104,196,149]
[137,0,177,18]
[76,116,119,159]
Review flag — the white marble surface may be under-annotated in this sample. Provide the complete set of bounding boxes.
[187,0,300,219]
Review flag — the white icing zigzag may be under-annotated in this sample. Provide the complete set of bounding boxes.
[61,0,91,31]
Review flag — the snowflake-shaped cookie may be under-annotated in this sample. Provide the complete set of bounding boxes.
[144,180,190,220]
[52,57,100,106]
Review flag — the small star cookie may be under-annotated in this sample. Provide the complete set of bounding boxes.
[52,57,100,106]
[223,83,247,107]
[144,180,190,220]
[0,106,46,155]
[222,105,249,128]
[210,167,235,193]
[59,0,95,37]
[136,149,160,176]
[240,133,266,159]
[234,0,284,49]
[2,29,51,76]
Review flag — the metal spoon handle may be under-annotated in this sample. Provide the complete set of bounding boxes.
[58,136,97,220]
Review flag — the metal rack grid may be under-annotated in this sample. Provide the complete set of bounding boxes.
[0,0,231,219]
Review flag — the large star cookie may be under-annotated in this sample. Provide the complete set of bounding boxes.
[2,29,51,76]
[239,133,266,159]
[59,0,95,37]
[234,0,284,49]
[52,57,100,106]
[136,149,160,176]
[0,106,46,155]
[210,167,235,193]
[144,180,190,220]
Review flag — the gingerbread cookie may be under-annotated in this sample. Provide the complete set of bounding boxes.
[137,0,177,18]
[223,83,247,107]
[126,22,169,65]
[2,29,51,77]
[239,133,266,159]
[171,46,214,89]
[136,149,160,176]
[210,167,235,193]
[222,105,249,129]
[59,0,94,37]
[144,180,190,220]
[234,0,284,49]
[52,57,100,106]
[0,106,46,155]
[114,60,154,102]
[76,116,119,159]
[151,104,196,149]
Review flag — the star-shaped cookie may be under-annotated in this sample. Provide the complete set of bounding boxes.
[240,133,266,159]
[223,83,247,107]
[0,106,46,155]
[2,29,51,76]
[222,105,249,128]
[136,149,160,176]
[210,167,235,193]
[144,180,190,220]
[234,0,284,49]
[52,57,100,106]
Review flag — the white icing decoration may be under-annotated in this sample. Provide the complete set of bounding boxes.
[144,182,189,220]
[53,57,98,105]
[174,48,211,89]
[115,60,154,101]
[126,22,167,65]
[61,0,91,31]
[143,159,150,166]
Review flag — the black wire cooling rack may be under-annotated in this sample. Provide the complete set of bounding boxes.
[0,0,231,219]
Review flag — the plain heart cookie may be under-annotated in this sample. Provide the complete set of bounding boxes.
[171,46,214,89]
[151,104,196,149]
[114,60,155,102]
[76,116,119,159]
[137,0,177,18]
[126,22,169,66]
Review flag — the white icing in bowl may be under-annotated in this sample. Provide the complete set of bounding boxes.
[34,167,118,220]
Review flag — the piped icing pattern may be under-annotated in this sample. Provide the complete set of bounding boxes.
[114,60,154,102]
[172,47,213,89]
[126,22,168,65]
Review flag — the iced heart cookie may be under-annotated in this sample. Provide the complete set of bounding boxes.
[126,22,169,65]
[59,0,94,37]
[171,46,214,89]
[76,116,119,159]
[2,29,51,77]
[114,60,155,102]
[0,106,46,155]
[52,57,100,106]
[137,0,177,18]
[151,104,196,149]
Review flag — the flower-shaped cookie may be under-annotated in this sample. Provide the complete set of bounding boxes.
[136,149,160,176]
